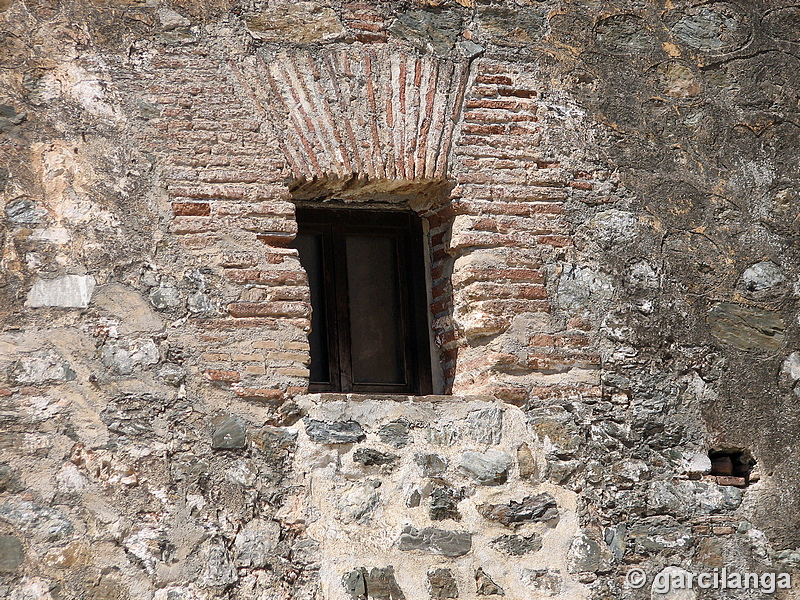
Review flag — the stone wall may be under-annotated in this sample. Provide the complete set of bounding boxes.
[1,1,800,599]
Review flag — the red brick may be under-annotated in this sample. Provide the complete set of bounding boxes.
[537,235,573,247]
[171,216,214,234]
[172,201,211,216]
[490,385,528,405]
[464,111,539,123]
[570,181,593,190]
[712,526,737,535]
[475,74,513,85]
[498,87,537,98]
[200,170,261,184]
[227,301,311,319]
[462,123,506,135]
[465,99,518,110]
[557,333,590,348]
[257,233,295,247]
[225,270,308,286]
[348,21,384,32]
[203,317,279,330]
[715,476,747,487]
[355,33,388,43]
[233,387,285,402]
[508,124,540,136]
[568,317,593,331]
[205,369,241,382]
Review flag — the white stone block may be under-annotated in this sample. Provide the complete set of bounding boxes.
[25,275,96,308]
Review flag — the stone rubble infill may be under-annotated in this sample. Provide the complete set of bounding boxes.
[490,533,544,555]
[477,492,559,526]
[397,526,473,557]
[377,420,412,448]
[304,418,367,443]
[343,566,406,600]
[427,568,458,599]
[475,567,505,596]
[457,449,513,485]
[353,448,399,466]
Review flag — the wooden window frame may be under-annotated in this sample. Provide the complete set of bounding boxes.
[293,206,433,395]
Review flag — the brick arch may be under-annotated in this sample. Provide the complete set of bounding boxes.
[231,47,473,183]
[227,47,475,395]
[147,46,597,407]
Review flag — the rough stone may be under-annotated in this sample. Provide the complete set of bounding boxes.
[517,443,538,480]
[0,104,25,132]
[580,210,640,248]
[25,275,96,308]
[651,566,697,600]
[389,9,462,56]
[558,265,614,314]
[101,338,160,375]
[0,464,12,491]
[707,303,785,352]
[226,459,258,487]
[594,13,656,52]
[353,448,398,466]
[246,2,344,44]
[475,568,504,596]
[780,352,800,393]
[187,290,214,315]
[684,453,712,476]
[605,524,626,561]
[428,422,460,446]
[378,420,411,448]
[458,450,513,485]
[520,569,562,595]
[212,416,247,450]
[429,487,462,522]
[627,517,693,553]
[8,350,75,385]
[158,7,190,30]
[337,480,381,524]
[465,406,503,444]
[740,261,786,299]
[156,362,186,387]
[428,568,458,599]
[477,493,559,526]
[100,393,167,437]
[364,566,406,600]
[415,453,448,477]
[234,519,280,568]
[92,283,164,334]
[490,533,543,556]
[199,536,238,587]
[477,5,544,47]
[0,500,73,543]
[5,197,47,224]
[149,284,182,310]
[250,425,298,458]
[567,529,613,573]
[304,418,366,444]
[397,526,472,557]
[343,569,367,600]
[0,535,24,572]
[669,4,749,52]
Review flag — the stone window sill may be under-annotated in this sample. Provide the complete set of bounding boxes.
[307,393,498,404]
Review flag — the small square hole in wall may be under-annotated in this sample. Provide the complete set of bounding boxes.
[708,449,755,487]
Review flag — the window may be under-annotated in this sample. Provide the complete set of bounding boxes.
[291,206,433,395]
